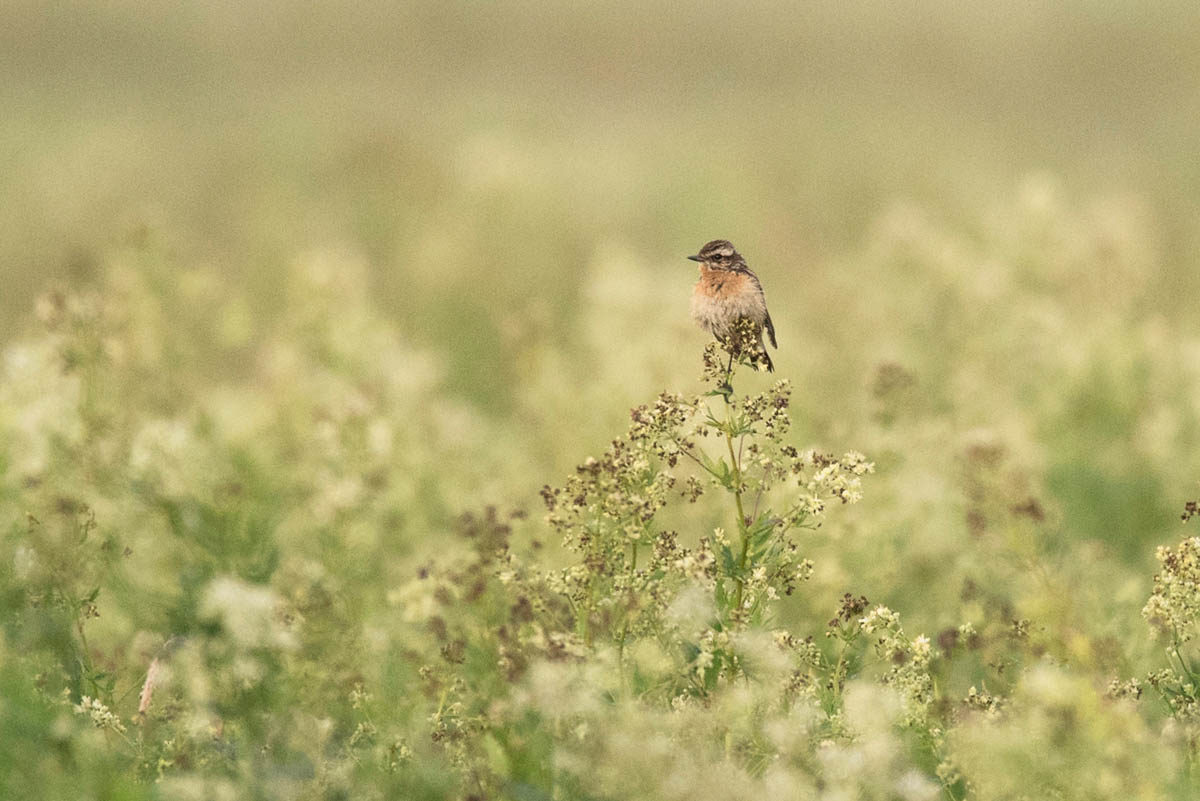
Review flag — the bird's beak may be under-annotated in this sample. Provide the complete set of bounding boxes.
[686,254,702,262]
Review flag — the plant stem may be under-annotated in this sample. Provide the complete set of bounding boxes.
[750,470,767,523]
[60,584,100,700]
[76,616,94,675]
[725,431,747,531]
[724,389,750,616]
[581,580,594,647]
[833,648,846,699]
[618,542,639,691]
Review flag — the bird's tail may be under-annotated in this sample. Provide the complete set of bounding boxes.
[764,311,778,350]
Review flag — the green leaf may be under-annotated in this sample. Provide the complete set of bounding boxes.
[746,514,775,542]
[719,544,737,577]
[714,580,728,612]
[726,414,754,437]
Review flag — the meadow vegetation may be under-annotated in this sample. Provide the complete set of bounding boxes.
[5,1,1200,799]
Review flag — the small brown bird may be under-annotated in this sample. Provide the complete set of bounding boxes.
[687,239,778,372]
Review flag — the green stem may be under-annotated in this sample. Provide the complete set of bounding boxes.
[617,543,639,689]
[722,348,735,396]
[750,467,768,522]
[833,647,847,702]
[60,584,100,700]
[580,579,595,647]
[76,616,95,678]
[725,399,750,617]
[726,431,747,530]
[1171,631,1198,686]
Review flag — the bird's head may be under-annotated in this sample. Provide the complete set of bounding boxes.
[687,239,742,270]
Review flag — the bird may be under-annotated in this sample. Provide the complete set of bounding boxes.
[687,239,777,372]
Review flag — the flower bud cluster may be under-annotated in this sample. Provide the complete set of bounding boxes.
[74,695,128,734]
[540,392,718,643]
[859,606,936,728]
[1143,537,1200,641]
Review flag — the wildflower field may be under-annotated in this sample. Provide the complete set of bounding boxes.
[7,2,1200,799]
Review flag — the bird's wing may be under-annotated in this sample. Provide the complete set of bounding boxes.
[739,266,778,349]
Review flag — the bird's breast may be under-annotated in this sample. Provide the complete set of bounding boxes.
[691,271,767,334]
[695,269,746,298]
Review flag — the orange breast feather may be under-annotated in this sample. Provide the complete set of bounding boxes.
[697,270,751,299]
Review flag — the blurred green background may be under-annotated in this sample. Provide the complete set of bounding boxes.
[8,1,1200,795]
[7,1,1200,345]
[6,0,1200,678]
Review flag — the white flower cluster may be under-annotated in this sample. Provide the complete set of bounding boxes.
[964,685,1003,718]
[780,450,876,526]
[74,695,127,734]
[694,628,732,678]
[1143,537,1200,640]
[805,451,874,507]
[0,339,85,477]
[860,605,901,634]
[201,576,296,652]
[859,605,936,729]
